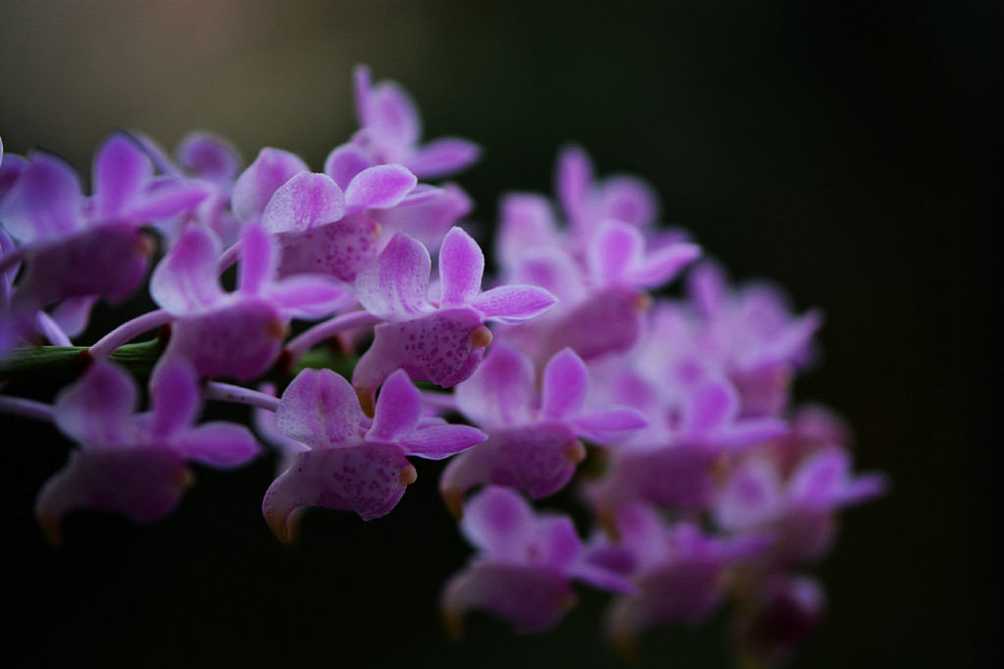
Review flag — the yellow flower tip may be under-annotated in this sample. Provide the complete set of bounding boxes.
[469,325,493,349]
[634,292,653,312]
[265,508,303,545]
[178,467,196,489]
[441,487,465,520]
[559,591,579,613]
[597,505,621,542]
[610,626,640,664]
[371,222,383,239]
[265,318,288,341]
[355,386,376,417]
[135,232,157,257]
[400,464,418,486]
[564,439,587,464]
[38,514,62,547]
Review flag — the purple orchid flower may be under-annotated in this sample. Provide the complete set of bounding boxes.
[37,358,260,543]
[498,218,700,363]
[351,226,557,396]
[714,448,887,564]
[0,135,209,313]
[599,503,769,643]
[230,147,309,227]
[442,486,634,634]
[686,260,823,416]
[440,343,647,513]
[325,140,473,251]
[151,221,348,380]
[262,368,486,540]
[586,348,788,515]
[262,163,418,282]
[351,65,480,179]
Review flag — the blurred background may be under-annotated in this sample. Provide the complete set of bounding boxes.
[0,1,993,667]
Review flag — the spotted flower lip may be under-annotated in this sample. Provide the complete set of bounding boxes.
[36,358,260,543]
[261,368,486,540]
[151,221,349,380]
[351,227,558,392]
[352,64,481,179]
[442,486,635,634]
[441,344,647,508]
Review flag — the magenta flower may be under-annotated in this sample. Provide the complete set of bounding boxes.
[442,486,634,634]
[231,147,309,227]
[0,136,208,313]
[262,368,486,540]
[151,221,348,380]
[37,359,259,543]
[602,503,768,642]
[714,448,886,564]
[441,344,646,512]
[262,163,417,282]
[351,226,557,394]
[351,65,480,179]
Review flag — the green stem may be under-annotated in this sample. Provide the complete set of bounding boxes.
[0,338,165,384]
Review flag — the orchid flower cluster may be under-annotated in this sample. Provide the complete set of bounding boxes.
[0,66,885,665]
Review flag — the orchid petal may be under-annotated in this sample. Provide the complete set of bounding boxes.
[556,145,593,228]
[406,138,480,179]
[588,221,644,285]
[398,424,486,460]
[472,285,557,323]
[344,164,416,212]
[261,172,345,234]
[150,225,224,315]
[455,342,535,428]
[173,422,260,468]
[367,81,421,149]
[149,357,200,438]
[0,152,82,243]
[540,348,588,420]
[368,369,423,442]
[54,361,137,446]
[628,242,701,288]
[176,132,241,185]
[438,226,484,307]
[276,368,367,449]
[461,485,535,559]
[323,143,373,189]
[93,134,151,218]
[232,148,309,222]
[238,222,277,295]
[354,232,432,320]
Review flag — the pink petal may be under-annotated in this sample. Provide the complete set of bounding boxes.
[570,408,648,442]
[173,422,260,468]
[442,562,575,634]
[715,458,784,531]
[461,485,535,558]
[150,225,224,315]
[354,232,432,320]
[532,516,583,572]
[276,368,367,449]
[125,179,210,221]
[681,380,740,435]
[472,285,557,323]
[262,444,414,539]
[266,275,349,318]
[540,348,588,420]
[238,222,277,295]
[261,172,345,234]
[93,134,152,219]
[497,193,560,266]
[438,226,484,307]
[454,342,535,429]
[555,145,593,228]
[163,299,284,381]
[35,449,189,543]
[686,260,728,317]
[397,424,486,460]
[344,164,416,213]
[149,357,200,438]
[587,221,644,285]
[405,138,480,179]
[596,176,659,228]
[231,148,309,222]
[441,422,581,505]
[352,308,486,391]
[276,212,381,283]
[176,132,241,185]
[375,182,472,250]
[323,143,373,189]
[353,64,373,126]
[538,285,644,360]
[0,152,82,243]
[713,417,789,449]
[54,361,137,447]
[366,81,421,149]
[368,369,423,442]
[627,242,701,288]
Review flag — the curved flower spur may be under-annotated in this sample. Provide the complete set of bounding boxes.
[351,226,558,402]
[151,220,348,380]
[262,368,486,542]
[36,358,259,543]
[440,343,647,515]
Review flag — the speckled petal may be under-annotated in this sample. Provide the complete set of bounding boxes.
[354,232,433,320]
[232,148,309,222]
[261,172,345,234]
[262,444,413,539]
[276,211,381,283]
[454,342,535,429]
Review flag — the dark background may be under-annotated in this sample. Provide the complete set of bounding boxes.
[0,1,994,667]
